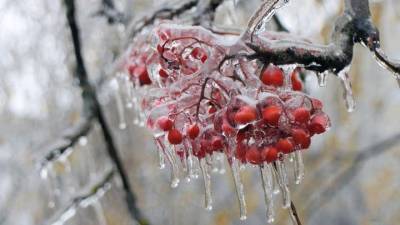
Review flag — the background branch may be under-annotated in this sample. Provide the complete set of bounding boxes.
[63,0,149,224]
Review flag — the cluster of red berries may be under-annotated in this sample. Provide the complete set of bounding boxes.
[124,23,330,166]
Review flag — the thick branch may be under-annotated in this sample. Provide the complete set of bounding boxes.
[247,0,400,75]
[63,0,149,224]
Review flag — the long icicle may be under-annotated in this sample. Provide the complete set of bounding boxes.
[231,157,247,220]
[293,151,304,184]
[260,164,275,223]
[274,160,291,208]
[338,66,355,112]
[200,158,213,211]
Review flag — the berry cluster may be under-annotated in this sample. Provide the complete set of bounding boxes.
[123,23,330,166]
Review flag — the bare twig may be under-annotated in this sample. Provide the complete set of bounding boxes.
[63,0,149,224]
[305,132,400,217]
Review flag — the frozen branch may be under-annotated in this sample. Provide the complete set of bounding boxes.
[39,117,94,169]
[45,170,115,225]
[306,132,400,217]
[246,0,400,75]
[63,0,149,224]
[127,0,199,39]
[94,0,127,25]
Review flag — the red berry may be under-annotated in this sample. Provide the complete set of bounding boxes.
[291,70,303,91]
[159,69,169,78]
[234,106,257,124]
[262,105,282,126]
[201,139,213,154]
[193,145,206,158]
[276,138,294,154]
[309,114,329,134]
[293,107,310,124]
[211,136,224,150]
[235,144,247,162]
[291,128,311,149]
[261,147,278,163]
[311,98,323,110]
[260,65,284,87]
[134,66,152,85]
[246,146,262,164]
[208,105,217,114]
[168,129,183,145]
[222,120,235,136]
[157,116,173,131]
[187,123,200,139]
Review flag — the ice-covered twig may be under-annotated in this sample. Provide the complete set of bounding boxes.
[63,0,149,224]
[127,0,199,39]
[39,117,93,168]
[306,132,400,218]
[45,170,115,225]
[93,0,127,25]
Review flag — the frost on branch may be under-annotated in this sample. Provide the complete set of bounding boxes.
[117,21,330,223]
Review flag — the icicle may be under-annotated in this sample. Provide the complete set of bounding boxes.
[164,145,180,188]
[93,200,108,225]
[316,72,327,87]
[158,150,166,169]
[115,85,127,130]
[216,153,226,174]
[294,151,304,184]
[338,66,355,112]
[187,146,196,179]
[373,48,400,88]
[275,160,290,208]
[271,164,280,195]
[260,164,275,223]
[51,206,77,225]
[124,76,134,109]
[230,157,247,220]
[200,158,213,211]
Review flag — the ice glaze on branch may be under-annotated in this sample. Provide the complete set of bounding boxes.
[40,117,93,168]
[246,0,400,75]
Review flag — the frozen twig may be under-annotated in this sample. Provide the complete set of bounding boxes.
[94,0,127,25]
[39,117,94,168]
[45,170,115,225]
[63,0,149,224]
[306,132,400,217]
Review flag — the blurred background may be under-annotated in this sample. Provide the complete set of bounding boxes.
[1,0,399,224]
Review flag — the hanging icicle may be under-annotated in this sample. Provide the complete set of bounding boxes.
[200,158,213,210]
[260,164,275,223]
[230,157,247,220]
[338,66,355,112]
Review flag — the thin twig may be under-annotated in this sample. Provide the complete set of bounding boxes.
[305,132,400,217]
[39,117,93,168]
[63,0,149,224]
[45,170,115,225]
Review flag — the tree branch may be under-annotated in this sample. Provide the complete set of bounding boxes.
[45,170,115,225]
[39,117,93,169]
[305,132,400,217]
[94,0,127,25]
[247,0,400,75]
[63,0,149,224]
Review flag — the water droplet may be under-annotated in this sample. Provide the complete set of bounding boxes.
[230,157,247,220]
[338,66,355,112]
[78,136,88,146]
[200,158,213,211]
